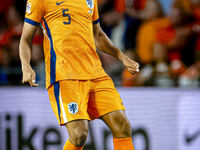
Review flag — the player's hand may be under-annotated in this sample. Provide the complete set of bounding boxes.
[123,57,140,75]
[22,66,39,87]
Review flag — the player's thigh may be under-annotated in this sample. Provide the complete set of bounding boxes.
[48,80,91,125]
[101,110,130,130]
[88,76,125,120]
[66,120,89,138]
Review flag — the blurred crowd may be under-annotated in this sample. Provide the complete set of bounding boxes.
[0,0,44,86]
[0,0,200,88]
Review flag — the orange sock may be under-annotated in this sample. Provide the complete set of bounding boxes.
[113,137,135,150]
[63,140,83,150]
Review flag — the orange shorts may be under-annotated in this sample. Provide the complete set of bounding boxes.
[48,76,125,125]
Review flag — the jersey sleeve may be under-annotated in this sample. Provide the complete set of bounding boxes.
[25,0,45,26]
[93,0,99,25]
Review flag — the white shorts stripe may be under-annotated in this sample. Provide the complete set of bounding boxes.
[59,89,68,123]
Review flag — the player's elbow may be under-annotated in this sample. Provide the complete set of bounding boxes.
[20,35,32,49]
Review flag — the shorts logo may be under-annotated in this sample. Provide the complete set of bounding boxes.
[86,0,94,9]
[26,2,31,14]
[68,102,78,114]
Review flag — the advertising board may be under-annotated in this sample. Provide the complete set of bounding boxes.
[0,87,200,150]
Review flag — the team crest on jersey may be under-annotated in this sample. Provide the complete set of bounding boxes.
[26,2,31,14]
[68,102,78,114]
[86,0,94,9]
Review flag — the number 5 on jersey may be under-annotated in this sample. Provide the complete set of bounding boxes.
[62,9,71,25]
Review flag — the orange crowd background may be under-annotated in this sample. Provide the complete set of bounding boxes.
[0,0,200,88]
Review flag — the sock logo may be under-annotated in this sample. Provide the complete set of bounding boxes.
[68,102,78,114]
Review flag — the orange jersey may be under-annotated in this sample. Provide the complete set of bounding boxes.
[25,0,107,89]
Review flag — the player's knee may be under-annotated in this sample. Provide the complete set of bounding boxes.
[70,130,88,147]
[75,132,88,147]
[120,119,131,137]
[113,117,131,138]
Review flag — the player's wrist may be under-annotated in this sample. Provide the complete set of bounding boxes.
[21,64,32,71]
[117,49,125,62]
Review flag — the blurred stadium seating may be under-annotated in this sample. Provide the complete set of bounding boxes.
[0,0,200,87]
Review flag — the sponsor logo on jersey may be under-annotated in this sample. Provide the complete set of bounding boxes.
[68,102,78,114]
[86,0,94,9]
[26,2,31,14]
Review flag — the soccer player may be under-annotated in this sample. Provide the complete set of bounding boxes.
[19,0,139,149]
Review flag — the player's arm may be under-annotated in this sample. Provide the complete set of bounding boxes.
[19,22,39,87]
[93,23,139,74]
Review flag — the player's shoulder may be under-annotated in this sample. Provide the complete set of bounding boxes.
[27,0,45,5]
